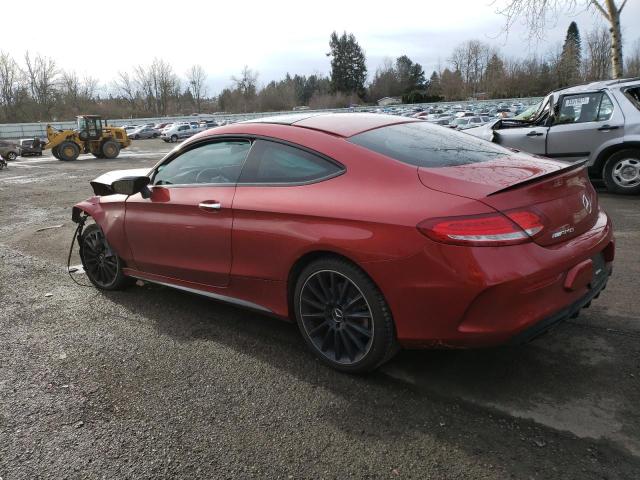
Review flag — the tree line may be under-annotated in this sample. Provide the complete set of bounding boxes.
[0,25,638,123]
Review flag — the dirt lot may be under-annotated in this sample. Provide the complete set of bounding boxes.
[1,139,639,479]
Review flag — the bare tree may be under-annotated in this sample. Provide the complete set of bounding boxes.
[626,39,640,77]
[231,66,259,112]
[584,26,612,80]
[494,0,629,78]
[113,71,138,111]
[0,51,24,121]
[24,51,59,119]
[133,64,155,113]
[449,40,493,96]
[187,64,207,113]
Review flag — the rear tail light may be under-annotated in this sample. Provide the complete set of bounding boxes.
[417,210,545,246]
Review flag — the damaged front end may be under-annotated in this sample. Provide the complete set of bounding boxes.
[88,168,151,197]
[72,168,151,224]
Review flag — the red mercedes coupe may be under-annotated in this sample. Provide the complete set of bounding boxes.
[72,113,614,372]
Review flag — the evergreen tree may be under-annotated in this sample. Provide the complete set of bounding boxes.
[395,55,426,93]
[328,31,367,98]
[484,53,506,97]
[559,21,582,87]
[427,71,441,97]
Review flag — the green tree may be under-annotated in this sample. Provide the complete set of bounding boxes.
[328,31,367,98]
[395,55,426,93]
[559,21,582,87]
[484,53,506,97]
[427,71,441,97]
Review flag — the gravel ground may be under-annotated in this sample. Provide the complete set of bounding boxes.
[0,139,639,479]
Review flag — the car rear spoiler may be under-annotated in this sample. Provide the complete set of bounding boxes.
[487,160,588,196]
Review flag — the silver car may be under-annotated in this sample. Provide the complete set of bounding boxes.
[466,78,640,194]
[0,140,21,161]
[128,126,160,140]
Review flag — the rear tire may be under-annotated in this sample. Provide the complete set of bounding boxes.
[293,257,398,373]
[603,149,640,195]
[80,224,131,290]
[58,141,80,161]
[101,140,120,159]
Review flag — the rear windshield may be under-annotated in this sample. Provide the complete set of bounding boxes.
[349,121,512,168]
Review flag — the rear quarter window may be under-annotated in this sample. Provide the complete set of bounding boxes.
[348,121,513,167]
[239,140,343,184]
[624,87,640,111]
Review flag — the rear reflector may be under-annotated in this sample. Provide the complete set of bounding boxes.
[418,210,545,246]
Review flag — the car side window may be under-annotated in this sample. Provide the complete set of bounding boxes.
[624,87,640,111]
[239,139,343,184]
[596,94,614,121]
[153,140,251,186]
[555,92,612,125]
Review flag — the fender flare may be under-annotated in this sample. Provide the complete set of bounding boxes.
[72,198,105,224]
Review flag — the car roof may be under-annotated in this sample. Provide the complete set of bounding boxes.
[244,112,417,137]
[554,77,640,95]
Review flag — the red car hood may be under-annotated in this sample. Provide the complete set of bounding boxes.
[417,154,572,199]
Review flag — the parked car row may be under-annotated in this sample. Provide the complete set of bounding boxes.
[117,119,235,142]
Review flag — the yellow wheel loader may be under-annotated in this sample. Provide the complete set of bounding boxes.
[44,115,131,161]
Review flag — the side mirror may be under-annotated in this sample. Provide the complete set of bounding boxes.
[111,175,151,197]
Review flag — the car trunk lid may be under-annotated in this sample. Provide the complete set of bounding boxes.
[418,156,599,247]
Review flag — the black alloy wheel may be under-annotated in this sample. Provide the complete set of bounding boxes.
[294,258,397,372]
[80,224,130,290]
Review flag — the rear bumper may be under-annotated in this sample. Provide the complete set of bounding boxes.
[509,263,610,344]
[363,209,614,348]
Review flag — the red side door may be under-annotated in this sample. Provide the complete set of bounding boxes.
[124,139,252,287]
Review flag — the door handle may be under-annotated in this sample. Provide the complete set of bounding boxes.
[597,125,620,131]
[198,202,221,211]
[526,131,543,137]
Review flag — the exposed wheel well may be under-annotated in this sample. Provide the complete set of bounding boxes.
[286,250,379,320]
[590,142,640,178]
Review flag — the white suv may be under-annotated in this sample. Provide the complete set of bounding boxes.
[160,123,197,143]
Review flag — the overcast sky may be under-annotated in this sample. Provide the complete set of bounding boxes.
[3,0,639,94]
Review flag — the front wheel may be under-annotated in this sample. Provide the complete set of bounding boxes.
[294,257,397,373]
[603,149,640,195]
[80,224,131,290]
[170,135,178,143]
[58,141,80,161]
[6,152,17,161]
[101,140,120,159]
